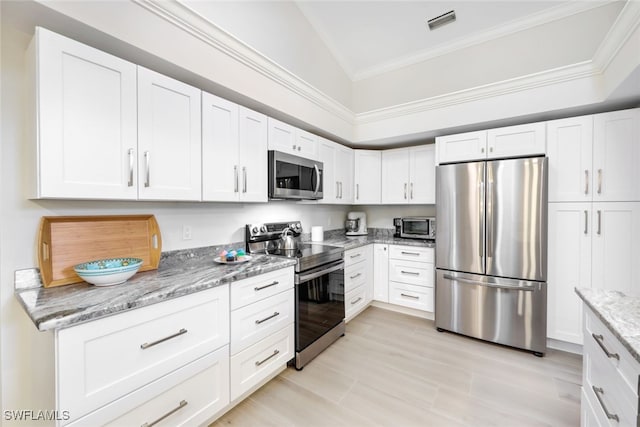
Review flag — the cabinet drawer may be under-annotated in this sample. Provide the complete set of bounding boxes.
[230,267,294,310]
[389,282,433,312]
[345,246,368,267]
[389,259,433,287]
[345,262,367,293]
[345,285,367,320]
[389,245,434,263]
[585,309,640,399]
[231,289,294,354]
[57,286,230,422]
[68,347,229,427]
[230,324,294,401]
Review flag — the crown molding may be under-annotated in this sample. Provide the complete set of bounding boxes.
[132,0,355,125]
[592,0,640,71]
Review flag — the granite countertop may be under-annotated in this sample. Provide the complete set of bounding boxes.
[305,228,435,250]
[575,288,640,363]
[15,246,297,332]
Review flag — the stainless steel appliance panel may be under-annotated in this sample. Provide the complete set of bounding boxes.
[435,161,485,274]
[435,270,547,354]
[486,157,548,281]
[268,151,323,200]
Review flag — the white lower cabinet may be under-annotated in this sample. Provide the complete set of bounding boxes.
[387,245,435,312]
[373,244,389,302]
[388,282,433,312]
[344,245,373,322]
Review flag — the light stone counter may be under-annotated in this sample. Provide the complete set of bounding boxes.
[15,245,297,332]
[303,228,435,251]
[576,288,640,363]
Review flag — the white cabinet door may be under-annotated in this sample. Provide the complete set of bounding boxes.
[34,27,138,200]
[295,128,318,160]
[335,144,354,204]
[238,107,268,202]
[435,130,487,164]
[593,109,640,202]
[591,202,640,297]
[547,203,592,345]
[487,122,546,159]
[547,116,593,202]
[137,67,202,201]
[318,138,337,203]
[373,244,389,303]
[409,145,436,204]
[353,150,381,204]
[381,148,409,204]
[267,117,295,154]
[202,93,239,202]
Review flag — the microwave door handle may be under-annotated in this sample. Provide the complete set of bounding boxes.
[313,164,320,196]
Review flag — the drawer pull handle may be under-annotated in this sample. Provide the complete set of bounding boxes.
[350,253,362,259]
[255,312,280,324]
[350,273,362,279]
[592,333,620,360]
[255,349,280,366]
[140,328,188,350]
[400,293,419,300]
[401,251,420,256]
[255,281,279,291]
[141,400,188,427]
[401,270,420,276]
[351,297,363,305]
[592,386,619,422]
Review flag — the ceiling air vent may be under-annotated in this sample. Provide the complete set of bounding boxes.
[427,10,456,31]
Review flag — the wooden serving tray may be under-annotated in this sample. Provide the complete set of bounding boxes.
[38,215,162,287]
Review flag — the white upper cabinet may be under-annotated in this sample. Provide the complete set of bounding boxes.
[436,123,545,164]
[318,138,353,204]
[267,118,317,160]
[548,109,640,203]
[353,150,381,204]
[547,116,593,202]
[30,27,138,199]
[593,109,640,202]
[381,145,435,204]
[137,67,202,201]
[202,94,267,203]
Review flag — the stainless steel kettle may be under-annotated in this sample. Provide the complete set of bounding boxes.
[280,228,297,251]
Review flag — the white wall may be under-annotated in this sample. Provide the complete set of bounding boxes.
[0,15,351,421]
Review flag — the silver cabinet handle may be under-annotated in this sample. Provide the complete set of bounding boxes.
[255,311,280,324]
[592,386,619,422]
[597,210,602,235]
[404,183,407,199]
[400,293,419,299]
[255,349,279,366]
[350,273,362,279]
[336,181,340,199]
[356,183,360,200]
[401,251,420,256]
[298,146,301,151]
[489,146,494,153]
[584,210,588,235]
[351,297,363,305]
[127,148,134,187]
[350,253,362,259]
[597,169,602,194]
[410,183,414,200]
[584,170,589,195]
[144,151,150,187]
[592,333,620,360]
[140,328,187,349]
[401,270,420,276]
[481,147,485,154]
[292,144,297,150]
[339,182,343,199]
[234,165,238,193]
[255,281,279,291]
[141,400,188,427]
[243,166,247,193]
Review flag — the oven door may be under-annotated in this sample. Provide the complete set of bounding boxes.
[295,260,345,352]
[400,218,430,239]
[268,150,323,200]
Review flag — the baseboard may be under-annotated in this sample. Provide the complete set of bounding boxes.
[547,338,583,355]
[370,301,434,320]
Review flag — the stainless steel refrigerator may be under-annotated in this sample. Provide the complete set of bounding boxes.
[435,156,548,356]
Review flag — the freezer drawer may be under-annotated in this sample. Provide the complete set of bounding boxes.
[435,269,547,354]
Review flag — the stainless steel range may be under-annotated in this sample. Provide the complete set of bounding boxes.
[246,221,345,370]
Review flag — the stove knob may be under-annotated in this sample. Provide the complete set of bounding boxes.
[252,227,259,234]
[260,226,267,232]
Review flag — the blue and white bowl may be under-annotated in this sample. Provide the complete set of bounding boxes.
[74,257,143,286]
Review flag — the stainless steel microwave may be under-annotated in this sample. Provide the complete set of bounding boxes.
[268,150,323,200]
[394,217,436,240]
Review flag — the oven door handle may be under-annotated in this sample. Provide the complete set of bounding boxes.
[296,261,344,283]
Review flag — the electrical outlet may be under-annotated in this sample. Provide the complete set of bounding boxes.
[182,225,192,240]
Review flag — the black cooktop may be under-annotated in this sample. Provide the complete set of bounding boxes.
[266,242,343,272]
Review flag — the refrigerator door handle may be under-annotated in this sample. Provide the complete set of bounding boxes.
[486,176,494,259]
[479,180,485,259]
[443,274,537,292]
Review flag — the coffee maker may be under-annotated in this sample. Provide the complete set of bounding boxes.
[345,212,367,236]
